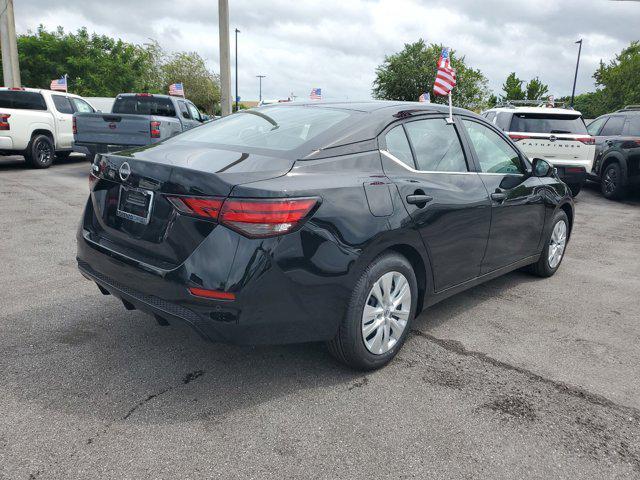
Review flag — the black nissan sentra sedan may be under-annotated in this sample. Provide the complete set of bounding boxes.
[77,101,573,369]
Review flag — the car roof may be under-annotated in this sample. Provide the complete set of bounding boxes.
[487,106,582,116]
[256,100,485,157]
[0,87,84,99]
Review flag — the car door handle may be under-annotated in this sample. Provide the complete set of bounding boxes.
[491,192,507,202]
[406,194,433,205]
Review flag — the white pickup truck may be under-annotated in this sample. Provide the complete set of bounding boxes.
[0,87,96,168]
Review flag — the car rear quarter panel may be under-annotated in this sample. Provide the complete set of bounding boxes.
[227,150,429,340]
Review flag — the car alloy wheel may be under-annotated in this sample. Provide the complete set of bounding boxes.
[548,220,567,269]
[361,271,411,355]
[603,167,618,195]
[36,140,53,166]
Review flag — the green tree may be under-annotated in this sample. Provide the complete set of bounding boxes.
[161,52,220,113]
[525,77,549,100]
[593,41,640,112]
[6,26,160,96]
[501,72,525,100]
[372,40,490,110]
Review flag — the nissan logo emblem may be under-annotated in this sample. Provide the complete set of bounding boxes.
[119,162,131,181]
[549,135,557,142]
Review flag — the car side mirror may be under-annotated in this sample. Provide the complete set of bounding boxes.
[532,158,554,177]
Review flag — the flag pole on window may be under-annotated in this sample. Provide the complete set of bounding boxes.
[433,47,456,124]
[65,74,68,94]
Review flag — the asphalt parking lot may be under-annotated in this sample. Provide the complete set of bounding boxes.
[1,155,639,479]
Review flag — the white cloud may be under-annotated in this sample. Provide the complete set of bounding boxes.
[13,0,640,101]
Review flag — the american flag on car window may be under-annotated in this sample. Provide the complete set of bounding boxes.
[310,88,322,100]
[169,83,185,97]
[50,76,67,92]
[433,48,456,96]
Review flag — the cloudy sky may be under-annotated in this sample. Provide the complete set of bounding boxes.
[14,0,640,101]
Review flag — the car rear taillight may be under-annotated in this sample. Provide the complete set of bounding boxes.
[509,134,530,141]
[576,136,595,145]
[72,116,77,135]
[150,121,161,138]
[219,197,319,238]
[0,113,10,130]
[166,195,320,238]
[166,196,224,219]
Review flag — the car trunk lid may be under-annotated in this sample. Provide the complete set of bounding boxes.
[86,141,295,269]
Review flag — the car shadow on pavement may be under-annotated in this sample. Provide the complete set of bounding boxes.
[2,268,543,431]
[0,154,88,171]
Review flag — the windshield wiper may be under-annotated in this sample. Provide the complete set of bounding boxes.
[238,110,279,129]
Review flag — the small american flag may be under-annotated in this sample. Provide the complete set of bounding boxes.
[310,88,322,100]
[418,92,430,103]
[169,83,184,97]
[50,76,67,92]
[433,48,456,96]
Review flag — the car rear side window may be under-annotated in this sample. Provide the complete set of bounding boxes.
[484,111,496,122]
[509,113,587,134]
[623,116,640,136]
[463,119,524,174]
[112,96,176,118]
[600,115,625,136]
[404,118,467,172]
[384,125,415,168]
[0,91,47,110]
[52,95,74,114]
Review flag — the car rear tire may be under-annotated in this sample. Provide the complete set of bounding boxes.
[529,210,569,278]
[327,252,418,370]
[24,134,55,169]
[601,162,627,200]
[567,183,582,197]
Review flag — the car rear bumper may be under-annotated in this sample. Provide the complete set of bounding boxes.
[76,223,354,345]
[554,165,587,186]
[0,136,13,149]
[73,142,141,158]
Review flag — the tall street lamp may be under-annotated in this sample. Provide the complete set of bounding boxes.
[256,75,266,103]
[570,39,583,108]
[235,28,240,111]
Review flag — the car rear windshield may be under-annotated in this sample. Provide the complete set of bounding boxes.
[112,96,176,118]
[171,106,352,152]
[0,91,47,110]
[509,113,588,134]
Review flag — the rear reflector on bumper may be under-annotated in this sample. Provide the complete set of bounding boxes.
[188,287,236,301]
[166,195,319,238]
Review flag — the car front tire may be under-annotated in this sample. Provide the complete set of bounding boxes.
[24,134,55,169]
[529,210,569,278]
[328,252,418,370]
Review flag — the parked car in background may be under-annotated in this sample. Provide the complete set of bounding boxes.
[482,105,595,196]
[0,87,96,168]
[84,97,116,113]
[586,106,640,200]
[77,101,574,370]
[73,93,205,158]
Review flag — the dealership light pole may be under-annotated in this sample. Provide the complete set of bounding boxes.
[256,75,266,102]
[234,28,240,111]
[218,0,232,116]
[0,0,21,87]
[570,39,583,108]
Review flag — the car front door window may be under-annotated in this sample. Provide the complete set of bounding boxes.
[462,119,524,174]
[587,116,608,136]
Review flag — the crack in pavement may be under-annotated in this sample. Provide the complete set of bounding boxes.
[410,329,640,420]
